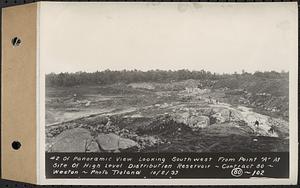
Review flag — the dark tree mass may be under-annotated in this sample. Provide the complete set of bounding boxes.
[46,69,218,86]
[46,69,288,90]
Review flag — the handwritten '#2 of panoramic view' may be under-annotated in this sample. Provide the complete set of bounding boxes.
[42,3,295,153]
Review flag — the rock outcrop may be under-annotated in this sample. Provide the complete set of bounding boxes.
[49,128,99,152]
[96,133,139,152]
[172,112,210,129]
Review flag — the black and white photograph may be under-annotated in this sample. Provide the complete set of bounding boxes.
[43,2,294,154]
[35,2,298,184]
[1,1,297,185]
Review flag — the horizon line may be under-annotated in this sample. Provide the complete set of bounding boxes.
[45,69,289,75]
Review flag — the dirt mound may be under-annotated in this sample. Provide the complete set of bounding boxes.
[110,116,153,131]
[201,123,253,137]
[140,121,288,152]
[136,116,193,137]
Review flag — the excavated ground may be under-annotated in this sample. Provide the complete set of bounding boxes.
[46,81,289,153]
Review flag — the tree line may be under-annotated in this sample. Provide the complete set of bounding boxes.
[46,69,288,87]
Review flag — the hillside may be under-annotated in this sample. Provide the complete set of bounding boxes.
[45,75,289,153]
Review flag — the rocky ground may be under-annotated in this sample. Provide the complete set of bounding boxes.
[46,80,289,153]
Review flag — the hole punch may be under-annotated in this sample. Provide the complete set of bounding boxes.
[11,141,21,150]
[11,37,21,47]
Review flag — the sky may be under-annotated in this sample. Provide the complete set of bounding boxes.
[40,2,297,74]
